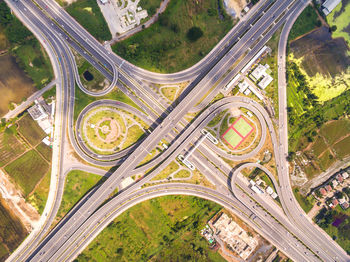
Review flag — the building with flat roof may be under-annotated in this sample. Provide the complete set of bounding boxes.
[250,64,267,81]
[258,74,273,89]
[322,0,341,15]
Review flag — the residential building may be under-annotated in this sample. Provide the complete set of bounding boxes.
[342,172,349,180]
[332,179,338,188]
[250,64,267,80]
[331,199,339,208]
[336,174,344,183]
[319,188,327,196]
[325,185,332,192]
[258,74,273,89]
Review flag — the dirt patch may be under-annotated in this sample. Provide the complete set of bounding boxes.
[224,0,248,17]
[290,26,350,77]
[0,169,40,230]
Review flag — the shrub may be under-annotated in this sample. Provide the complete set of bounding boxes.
[187,27,203,42]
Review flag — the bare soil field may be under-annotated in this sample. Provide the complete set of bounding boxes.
[0,54,36,117]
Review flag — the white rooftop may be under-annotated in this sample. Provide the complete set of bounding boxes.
[322,0,341,15]
[258,74,273,89]
[250,64,267,80]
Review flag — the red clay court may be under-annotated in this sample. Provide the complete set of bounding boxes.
[221,116,255,149]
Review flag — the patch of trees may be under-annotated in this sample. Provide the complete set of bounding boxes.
[187,27,204,42]
[0,2,32,45]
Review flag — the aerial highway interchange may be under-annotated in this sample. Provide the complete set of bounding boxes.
[4,0,350,261]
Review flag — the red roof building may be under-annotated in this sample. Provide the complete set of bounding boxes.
[319,188,327,196]
[325,185,332,192]
[336,174,344,183]
[332,199,339,208]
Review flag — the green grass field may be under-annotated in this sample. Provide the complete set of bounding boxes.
[208,110,227,127]
[327,0,350,44]
[27,170,51,214]
[77,195,224,262]
[56,170,105,221]
[4,149,49,197]
[152,161,179,180]
[311,136,328,157]
[75,52,109,91]
[222,128,242,149]
[233,117,253,137]
[66,0,111,41]
[113,0,233,73]
[287,67,306,116]
[36,142,52,162]
[0,129,26,167]
[318,149,336,171]
[122,125,145,149]
[293,188,314,213]
[174,169,191,179]
[333,135,350,158]
[17,114,46,146]
[289,5,320,41]
[320,119,350,145]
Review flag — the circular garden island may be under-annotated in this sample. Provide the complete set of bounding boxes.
[80,106,148,155]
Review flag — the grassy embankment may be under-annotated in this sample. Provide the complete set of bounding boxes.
[55,170,105,223]
[113,0,233,73]
[73,85,141,121]
[66,0,111,41]
[77,195,224,262]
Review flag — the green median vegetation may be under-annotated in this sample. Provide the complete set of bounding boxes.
[56,170,105,221]
[77,195,224,262]
[113,0,233,73]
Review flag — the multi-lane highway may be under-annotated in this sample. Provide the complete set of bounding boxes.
[4,0,350,261]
